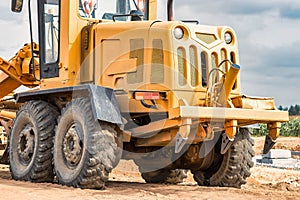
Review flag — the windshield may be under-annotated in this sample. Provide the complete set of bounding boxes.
[43,1,59,63]
[79,0,149,20]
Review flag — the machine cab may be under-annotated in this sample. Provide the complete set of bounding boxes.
[11,0,162,80]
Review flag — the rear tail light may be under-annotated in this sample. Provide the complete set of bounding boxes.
[134,92,160,100]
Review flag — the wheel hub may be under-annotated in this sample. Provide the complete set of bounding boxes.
[18,125,35,164]
[63,124,83,167]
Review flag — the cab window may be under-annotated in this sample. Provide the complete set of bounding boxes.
[79,0,148,20]
[44,2,59,63]
[38,0,60,78]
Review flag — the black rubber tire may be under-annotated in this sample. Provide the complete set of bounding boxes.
[9,101,58,182]
[193,128,255,188]
[165,169,188,184]
[142,169,188,184]
[134,146,187,184]
[53,98,121,189]
[141,169,169,183]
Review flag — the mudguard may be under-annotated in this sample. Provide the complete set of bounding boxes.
[87,84,123,125]
[15,84,123,125]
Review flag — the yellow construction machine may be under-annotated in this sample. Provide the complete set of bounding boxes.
[0,0,288,188]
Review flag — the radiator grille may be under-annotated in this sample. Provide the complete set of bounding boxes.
[177,47,187,86]
[201,52,207,87]
[189,46,198,87]
[151,39,164,83]
[221,49,228,72]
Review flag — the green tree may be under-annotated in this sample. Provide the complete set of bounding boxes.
[258,123,268,136]
[289,105,297,115]
[295,104,300,115]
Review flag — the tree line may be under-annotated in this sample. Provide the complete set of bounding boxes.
[278,104,300,116]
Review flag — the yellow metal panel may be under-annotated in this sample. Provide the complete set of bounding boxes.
[129,118,179,137]
[177,106,289,122]
[105,59,137,76]
[231,95,275,110]
[148,0,157,20]
[128,39,144,84]
[0,77,21,99]
[0,110,16,120]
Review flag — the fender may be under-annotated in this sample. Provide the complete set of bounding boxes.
[15,84,123,125]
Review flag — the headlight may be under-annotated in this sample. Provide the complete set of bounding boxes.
[173,27,184,40]
[224,32,233,44]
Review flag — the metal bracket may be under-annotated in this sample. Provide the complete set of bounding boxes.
[225,120,237,140]
[263,122,281,154]
[263,134,276,154]
[175,132,188,154]
[221,133,233,154]
[174,117,192,153]
[267,122,281,141]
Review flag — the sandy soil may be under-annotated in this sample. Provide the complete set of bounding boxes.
[0,137,300,200]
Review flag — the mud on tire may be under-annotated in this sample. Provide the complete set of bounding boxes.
[193,128,255,188]
[166,169,188,184]
[141,169,188,184]
[53,98,121,189]
[9,100,58,182]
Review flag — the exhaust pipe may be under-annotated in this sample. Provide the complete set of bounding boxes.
[218,64,240,106]
[167,0,174,21]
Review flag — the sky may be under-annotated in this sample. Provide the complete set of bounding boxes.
[0,0,300,106]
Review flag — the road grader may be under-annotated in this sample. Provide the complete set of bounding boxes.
[0,0,288,189]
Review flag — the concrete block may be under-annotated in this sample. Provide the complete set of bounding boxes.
[260,158,298,166]
[262,149,291,159]
[252,156,257,166]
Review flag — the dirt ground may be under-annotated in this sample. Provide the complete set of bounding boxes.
[0,137,300,200]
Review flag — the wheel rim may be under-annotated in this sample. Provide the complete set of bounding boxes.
[62,123,83,168]
[18,125,35,165]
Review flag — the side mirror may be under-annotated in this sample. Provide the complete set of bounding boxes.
[11,0,24,13]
